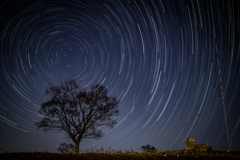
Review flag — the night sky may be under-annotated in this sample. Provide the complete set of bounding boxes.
[0,0,240,153]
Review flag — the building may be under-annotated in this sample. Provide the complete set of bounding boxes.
[195,144,212,152]
[185,138,195,150]
[185,138,212,152]
[195,144,208,152]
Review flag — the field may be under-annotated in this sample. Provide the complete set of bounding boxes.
[0,148,240,160]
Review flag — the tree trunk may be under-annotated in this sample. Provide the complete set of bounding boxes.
[75,141,80,154]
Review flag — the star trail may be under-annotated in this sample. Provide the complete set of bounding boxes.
[0,0,240,152]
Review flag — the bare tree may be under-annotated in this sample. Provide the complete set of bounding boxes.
[36,79,119,154]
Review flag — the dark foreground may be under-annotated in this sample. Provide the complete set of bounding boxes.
[0,152,240,160]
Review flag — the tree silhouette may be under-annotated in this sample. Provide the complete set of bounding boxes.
[57,142,75,154]
[141,144,156,153]
[36,79,119,154]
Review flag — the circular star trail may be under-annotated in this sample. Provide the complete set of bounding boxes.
[0,0,240,152]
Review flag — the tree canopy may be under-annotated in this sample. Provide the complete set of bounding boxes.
[36,79,119,154]
[141,144,157,153]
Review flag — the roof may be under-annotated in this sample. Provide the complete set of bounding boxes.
[195,144,209,146]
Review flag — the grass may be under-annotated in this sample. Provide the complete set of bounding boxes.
[0,148,240,160]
